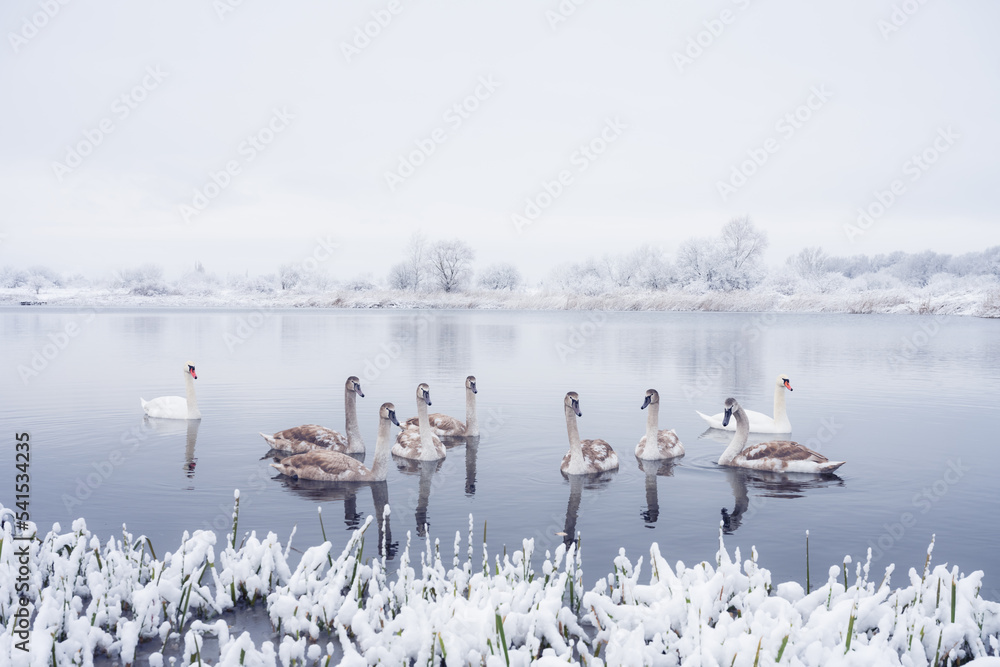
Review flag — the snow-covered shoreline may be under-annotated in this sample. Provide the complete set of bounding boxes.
[3,284,1000,317]
[3,496,998,666]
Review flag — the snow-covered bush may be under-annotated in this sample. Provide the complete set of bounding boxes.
[344,273,377,291]
[113,264,170,296]
[176,264,220,297]
[848,271,904,292]
[227,272,278,294]
[477,262,523,291]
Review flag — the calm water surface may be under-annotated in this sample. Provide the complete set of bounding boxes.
[2,308,998,594]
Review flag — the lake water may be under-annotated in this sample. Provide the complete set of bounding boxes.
[2,307,999,595]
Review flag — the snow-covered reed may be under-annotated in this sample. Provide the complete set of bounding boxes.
[2,496,998,666]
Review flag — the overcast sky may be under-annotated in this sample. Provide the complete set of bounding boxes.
[1,0,997,282]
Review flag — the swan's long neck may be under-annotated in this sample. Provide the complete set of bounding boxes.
[345,389,364,453]
[369,416,393,481]
[465,387,479,437]
[185,373,200,418]
[719,407,750,465]
[645,402,659,447]
[565,405,583,469]
[418,398,433,452]
[773,384,787,424]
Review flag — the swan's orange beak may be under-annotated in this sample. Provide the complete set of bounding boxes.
[783,379,792,391]
[189,367,198,379]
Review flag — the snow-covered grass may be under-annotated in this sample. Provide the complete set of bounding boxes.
[3,278,1000,317]
[2,496,998,666]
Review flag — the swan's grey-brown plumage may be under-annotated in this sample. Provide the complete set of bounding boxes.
[560,392,619,475]
[635,389,684,460]
[718,397,845,473]
[393,383,446,460]
[260,376,365,454]
[403,375,479,437]
[270,403,399,482]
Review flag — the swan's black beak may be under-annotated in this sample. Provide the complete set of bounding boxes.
[424,390,432,407]
[470,382,477,394]
[783,379,793,391]
[355,383,364,398]
[388,409,399,427]
[641,395,651,410]
[722,407,732,427]
[572,399,582,417]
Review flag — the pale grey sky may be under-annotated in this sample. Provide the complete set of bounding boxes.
[1,0,997,282]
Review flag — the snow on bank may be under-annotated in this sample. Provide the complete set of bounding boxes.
[2,499,998,666]
[3,281,1000,317]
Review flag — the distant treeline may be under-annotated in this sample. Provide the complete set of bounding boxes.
[2,218,998,297]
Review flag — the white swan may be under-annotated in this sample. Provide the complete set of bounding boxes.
[561,392,619,475]
[635,389,684,460]
[260,376,365,454]
[403,375,478,437]
[697,375,793,433]
[141,362,201,420]
[393,383,446,461]
[717,397,845,473]
[271,403,399,482]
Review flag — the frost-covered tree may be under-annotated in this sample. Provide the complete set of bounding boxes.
[27,273,51,295]
[720,216,768,272]
[630,244,675,290]
[676,218,768,291]
[786,246,828,278]
[552,258,609,296]
[278,263,301,290]
[0,266,28,288]
[388,262,416,290]
[27,265,62,288]
[676,237,720,288]
[405,232,428,291]
[427,239,475,292]
[477,262,522,291]
[949,246,1000,277]
[889,250,950,287]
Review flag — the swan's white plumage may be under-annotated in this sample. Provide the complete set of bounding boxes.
[698,374,793,433]
[141,363,201,420]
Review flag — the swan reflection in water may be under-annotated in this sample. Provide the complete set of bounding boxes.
[270,475,397,559]
[459,435,479,495]
[637,458,679,527]
[393,457,445,539]
[720,466,845,534]
[142,416,201,484]
[561,471,616,547]
[393,435,479,537]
